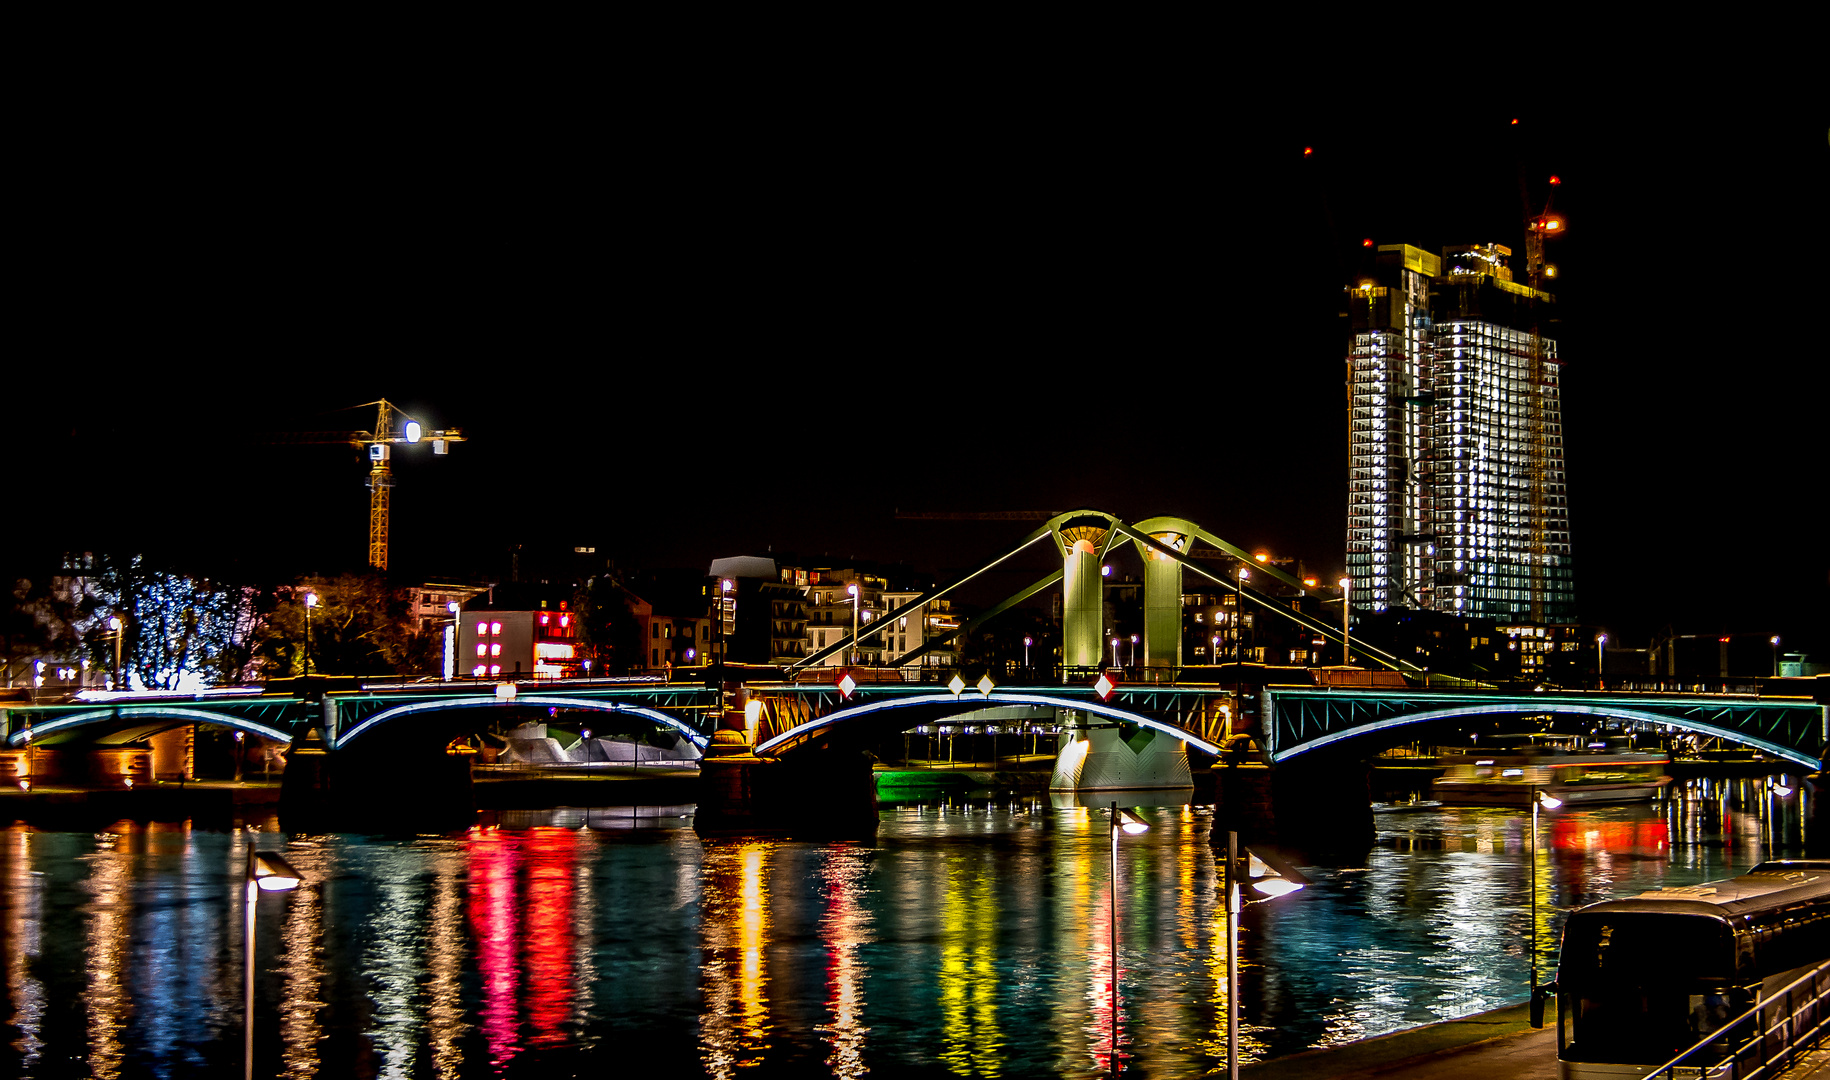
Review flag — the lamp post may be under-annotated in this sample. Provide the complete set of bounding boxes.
[303,592,319,676]
[1129,634,1138,669]
[1339,577,1351,665]
[1234,568,1250,663]
[244,831,304,1080]
[1595,633,1607,689]
[847,583,860,668]
[1771,635,1782,677]
[1211,633,1221,666]
[1222,830,1308,1078]
[1111,637,1121,670]
[1529,787,1563,1026]
[108,615,124,692]
[1109,804,1149,1073]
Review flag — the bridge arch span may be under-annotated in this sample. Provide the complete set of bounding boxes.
[753,691,1223,758]
[1273,701,1822,770]
[6,705,295,748]
[334,695,708,751]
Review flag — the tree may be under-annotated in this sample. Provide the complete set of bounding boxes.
[255,573,413,677]
[84,554,260,690]
[575,574,645,675]
[3,575,83,687]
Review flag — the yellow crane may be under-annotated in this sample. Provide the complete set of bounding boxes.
[272,400,465,571]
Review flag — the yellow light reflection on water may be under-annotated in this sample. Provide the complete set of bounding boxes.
[937,851,1003,1076]
[3,828,45,1072]
[701,842,772,1077]
[279,838,327,1080]
[84,826,132,1080]
[425,850,468,1079]
[816,847,872,1078]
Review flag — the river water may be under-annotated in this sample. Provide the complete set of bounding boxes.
[0,776,1809,1078]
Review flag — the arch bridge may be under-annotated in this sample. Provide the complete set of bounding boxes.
[2,681,722,754]
[1265,686,1827,770]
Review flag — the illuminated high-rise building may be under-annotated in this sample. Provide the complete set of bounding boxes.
[1345,242,1574,625]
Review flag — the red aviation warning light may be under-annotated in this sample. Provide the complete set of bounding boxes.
[1303,146,1313,156]
[1549,175,1561,185]
[1362,237,1374,247]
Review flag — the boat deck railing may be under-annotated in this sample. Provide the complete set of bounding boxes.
[1641,958,1830,1080]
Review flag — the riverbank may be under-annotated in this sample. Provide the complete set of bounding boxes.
[1243,1002,1554,1079]
[0,778,283,826]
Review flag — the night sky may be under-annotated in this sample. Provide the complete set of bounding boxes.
[9,71,1824,655]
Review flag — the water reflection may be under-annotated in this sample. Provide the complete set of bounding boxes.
[700,842,771,1077]
[0,776,1807,1077]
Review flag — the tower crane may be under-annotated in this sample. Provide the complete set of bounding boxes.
[269,400,465,571]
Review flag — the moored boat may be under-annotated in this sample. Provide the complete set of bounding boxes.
[1431,748,1671,806]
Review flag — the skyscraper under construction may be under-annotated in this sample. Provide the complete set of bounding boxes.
[1345,242,1574,625]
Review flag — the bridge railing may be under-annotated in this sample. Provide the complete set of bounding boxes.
[1640,958,1830,1080]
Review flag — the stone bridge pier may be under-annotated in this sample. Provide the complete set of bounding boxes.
[696,739,879,838]
[280,732,476,832]
[1209,756,1375,852]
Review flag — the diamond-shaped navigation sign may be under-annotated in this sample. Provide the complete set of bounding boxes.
[1093,674,1115,701]
[838,673,857,699]
[948,674,966,697]
[976,674,995,697]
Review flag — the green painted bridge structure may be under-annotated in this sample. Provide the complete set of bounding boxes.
[5,678,1823,772]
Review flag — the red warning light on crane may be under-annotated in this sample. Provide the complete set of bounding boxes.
[1362,238,1374,247]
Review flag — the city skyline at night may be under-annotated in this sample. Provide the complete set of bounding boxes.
[6,87,1823,658]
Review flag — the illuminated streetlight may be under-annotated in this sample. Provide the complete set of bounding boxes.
[1221,830,1308,1077]
[847,583,861,667]
[1596,632,1607,688]
[1772,635,1782,676]
[1129,634,1139,668]
[108,615,124,692]
[1339,577,1352,665]
[1108,804,1150,1071]
[1528,788,1562,1026]
[1234,568,1250,663]
[1110,637,1121,669]
[1023,635,1033,674]
[303,592,319,676]
[243,832,304,1080]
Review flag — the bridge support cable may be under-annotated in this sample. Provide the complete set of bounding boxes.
[884,571,1063,670]
[1109,520,1422,678]
[785,523,1061,675]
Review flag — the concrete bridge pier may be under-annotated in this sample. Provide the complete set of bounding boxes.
[696,746,878,838]
[280,735,476,832]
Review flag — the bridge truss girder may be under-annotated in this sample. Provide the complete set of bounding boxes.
[1266,688,1828,769]
[747,683,1233,757]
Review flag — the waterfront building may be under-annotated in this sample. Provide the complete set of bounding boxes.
[456,600,582,679]
[1346,242,1574,626]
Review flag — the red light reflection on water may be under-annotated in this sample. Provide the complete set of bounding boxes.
[464,827,584,1066]
[1549,818,1669,855]
[522,829,578,1047]
[468,829,523,1068]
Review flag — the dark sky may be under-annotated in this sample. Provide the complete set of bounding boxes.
[8,68,1825,654]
